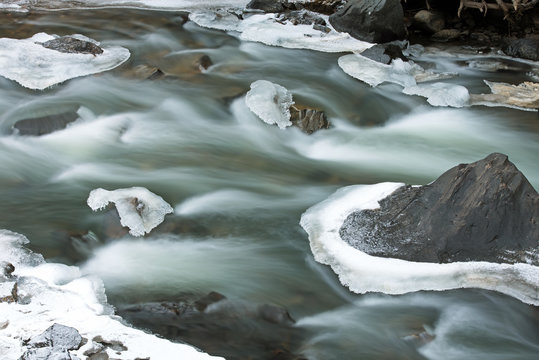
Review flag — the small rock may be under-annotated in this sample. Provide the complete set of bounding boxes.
[0,281,17,303]
[290,104,330,134]
[88,351,109,360]
[194,291,226,312]
[360,41,408,64]
[40,36,103,55]
[257,304,296,325]
[13,110,79,136]
[20,348,76,360]
[27,324,83,351]
[93,336,128,352]
[413,10,445,34]
[123,65,164,80]
[1,262,15,279]
[431,29,463,42]
[159,53,213,77]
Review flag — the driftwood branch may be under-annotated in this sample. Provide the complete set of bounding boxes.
[458,0,538,17]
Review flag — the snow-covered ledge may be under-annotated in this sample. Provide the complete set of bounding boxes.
[0,230,223,360]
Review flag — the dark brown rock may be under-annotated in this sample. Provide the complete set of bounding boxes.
[431,29,463,42]
[340,153,539,264]
[40,36,103,55]
[502,38,539,61]
[413,10,445,34]
[290,105,330,134]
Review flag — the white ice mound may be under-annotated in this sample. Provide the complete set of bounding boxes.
[0,33,130,90]
[403,83,470,107]
[87,187,173,237]
[300,183,539,306]
[189,12,374,53]
[0,230,222,360]
[245,80,294,129]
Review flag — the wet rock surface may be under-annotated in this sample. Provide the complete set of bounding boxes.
[502,37,539,61]
[40,36,104,55]
[117,292,305,360]
[359,40,408,64]
[13,110,79,136]
[339,153,539,264]
[290,104,330,134]
[329,0,406,43]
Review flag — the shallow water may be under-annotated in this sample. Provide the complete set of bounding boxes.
[0,7,538,360]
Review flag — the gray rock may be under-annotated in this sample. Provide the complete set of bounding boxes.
[1,261,15,279]
[329,0,405,43]
[413,10,445,34]
[27,324,83,351]
[502,38,539,61]
[301,0,345,15]
[41,36,103,55]
[20,348,76,360]
[13,111,79,136]
[360,41,408,64]
[340,153,539,264]
[290,105,330,134]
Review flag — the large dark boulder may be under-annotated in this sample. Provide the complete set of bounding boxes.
[502,38,539,62]
[246,0,287,12]
[340,153,539,264]
[329,0,405,43]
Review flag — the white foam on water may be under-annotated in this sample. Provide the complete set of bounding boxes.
[245,80,294,129]
[87,187,173,237]
[0,230,223,360]
[403,83,470,107]
[299,183,539,305]
[190,12,374,53]
[0,33,130,90]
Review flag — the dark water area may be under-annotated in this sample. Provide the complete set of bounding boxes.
[0,7,538,360]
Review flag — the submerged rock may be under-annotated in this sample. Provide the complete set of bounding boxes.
[13,110,79,136]
[118,292,304,360]
[40,36,104,56]
[329,0,405,43]
[339,153,539,264]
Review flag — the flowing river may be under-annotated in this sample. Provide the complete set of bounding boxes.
[0,6,538,360]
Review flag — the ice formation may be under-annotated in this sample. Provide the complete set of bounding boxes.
[189,12,374,53]
[0,230,222,360]
[0,33,130,90]
[338,54,471,108]
[403,83,470,107]
[245,80,294,129]
[300,183,539,306]
[87,187,173,237]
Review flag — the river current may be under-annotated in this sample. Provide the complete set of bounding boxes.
[0,7,538,360]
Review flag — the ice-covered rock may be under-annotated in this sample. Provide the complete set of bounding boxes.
[300,182,539,306]
[0,230,223,360]
[0,33,130,90]
[338,54,417,87]
[245,80,294,129]
[87,187,173,237]
[403,83,470,108]
[470,81,539,111]
[189,12,374,53]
